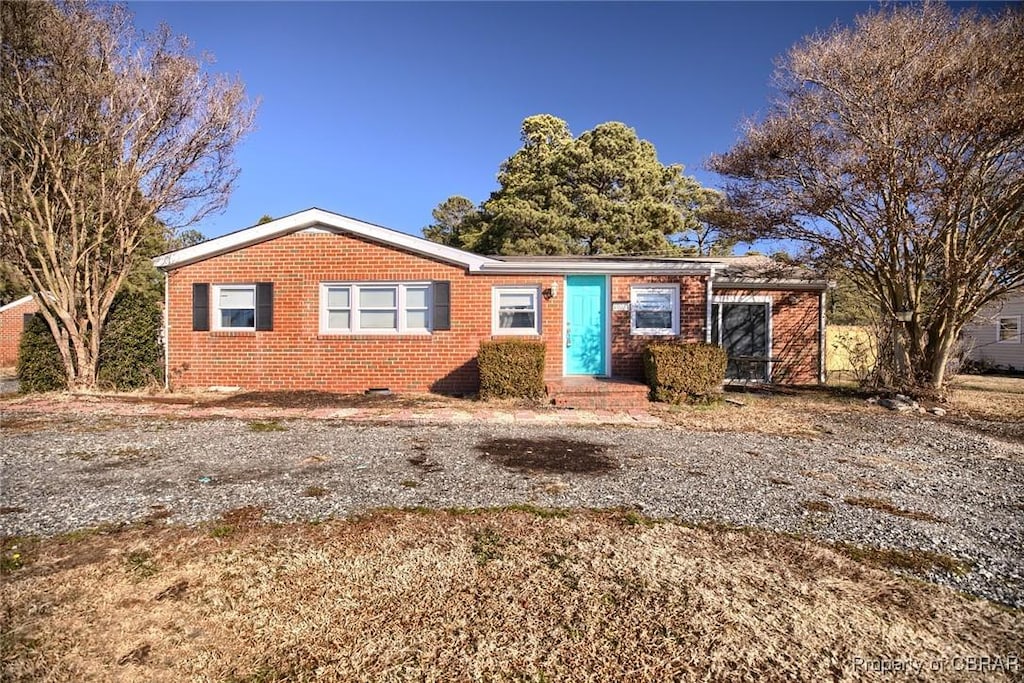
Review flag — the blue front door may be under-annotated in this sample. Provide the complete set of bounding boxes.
[565,275,607,375]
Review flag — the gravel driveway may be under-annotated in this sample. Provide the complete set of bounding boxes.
[2,408,1022,607]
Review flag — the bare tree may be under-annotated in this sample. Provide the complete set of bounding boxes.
[0,1,256,388]
[708,3,1024,391]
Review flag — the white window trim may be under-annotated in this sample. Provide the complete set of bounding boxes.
[711,294,774,383]
[997,315,1021,344]
[319,282,432,335]
[492,286,542,336]
[630,284,680,336]
[212,284,256,331]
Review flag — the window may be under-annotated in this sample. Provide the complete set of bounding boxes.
[998,316,1021,343]
[214,285,256,330]
[320,283,431,334]
[630,285,679,335]
[492,287,540,335]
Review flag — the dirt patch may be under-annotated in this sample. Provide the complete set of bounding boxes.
[210,390,459,410]
[407,439,442,473]
[800,500,833,513]
[476,437,616,474]
[844,496,944,523]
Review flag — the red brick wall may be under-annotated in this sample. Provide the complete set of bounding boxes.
[164,231,822,392]
[0,297,38,367]
[714,288,822,385]
[166,231,565,393]
[609,275,709,379]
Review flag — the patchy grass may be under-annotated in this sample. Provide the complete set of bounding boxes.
[949,374,1024,422]
[124,549,159,579]
[1,511,1021,681]
[620,509,660,528]
[844,496,945,523]
[248,419,287,433]
[653,388,870,436]
[502,503,568,519]
[470,525,504,565]
[0,511,1019,681]
[1,538,29,573]
[834,542,974,577]
[301,485,330,498]
[208,525,234,539]
[800,500,834,513]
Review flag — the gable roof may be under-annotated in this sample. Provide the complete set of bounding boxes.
[0,294,35,313]
[152,207,824,287]
[153,208,499,271]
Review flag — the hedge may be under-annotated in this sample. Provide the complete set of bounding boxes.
[644,341,728,404]
[97,290,164,390]
[17,314,67,393]
[478,339,546,400]
[18,290,164,393]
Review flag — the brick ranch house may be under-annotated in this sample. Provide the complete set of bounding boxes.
[154,208,827,397]
[0,295,39,368]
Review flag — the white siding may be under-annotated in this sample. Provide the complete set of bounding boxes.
[962,293,1024,370]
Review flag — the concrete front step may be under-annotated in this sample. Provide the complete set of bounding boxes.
[546,377,651,410]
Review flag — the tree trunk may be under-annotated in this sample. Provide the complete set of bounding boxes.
[926,332,957,391]
[68,326,98,390]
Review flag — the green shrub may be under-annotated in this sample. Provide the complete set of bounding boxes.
[478,339,545,400]
[644,342,728,404]
[97,290,164,390]
[17,314,67,393]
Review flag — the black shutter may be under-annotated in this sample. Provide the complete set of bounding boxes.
[256,282,274,331]
[432,281,451,331]
[22,313,34,330]
[192,283,210,331]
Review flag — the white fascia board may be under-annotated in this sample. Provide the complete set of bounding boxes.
[478,261,713,275]
[153,208,498,272]
[0,294,36,313]
[713,278,829,291]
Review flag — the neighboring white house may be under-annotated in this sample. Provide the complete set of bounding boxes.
[961,293,1024,371]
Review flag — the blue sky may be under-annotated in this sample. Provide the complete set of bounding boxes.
[128,1,1004,244]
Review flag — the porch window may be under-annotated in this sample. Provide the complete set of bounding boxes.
[320,283,431,334]
[630,285,679,335]
[214,285,256,331]
[997,316,1020,343]
[711,297,773,382]
[492,287,540,335]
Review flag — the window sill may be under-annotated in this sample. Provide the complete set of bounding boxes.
[631,330,679,337]
[317,332,433,340]
[209,330,257,336]
[491,332,543,339]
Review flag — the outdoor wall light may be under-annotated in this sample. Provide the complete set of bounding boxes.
[543,281,559,299]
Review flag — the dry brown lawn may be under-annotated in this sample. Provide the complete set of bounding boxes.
[3,509,1020,682]
[949,374,1024,421]
[654,389,873,436]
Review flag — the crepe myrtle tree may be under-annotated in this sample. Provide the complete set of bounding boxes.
[0,1,257,389]
[708,3,1024,392]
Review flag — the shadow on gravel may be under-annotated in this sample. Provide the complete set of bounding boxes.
[210,391,452,410]
[477,438,615,474]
